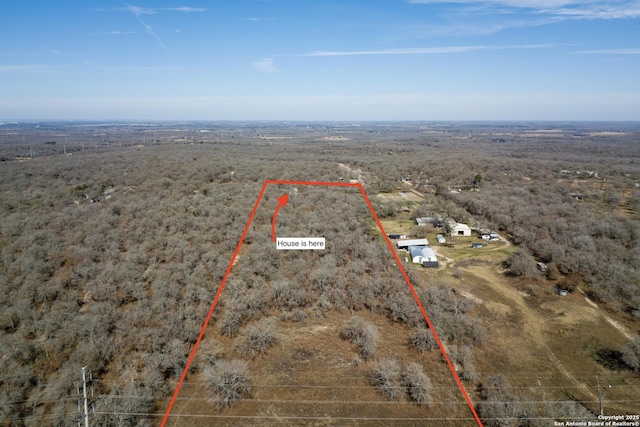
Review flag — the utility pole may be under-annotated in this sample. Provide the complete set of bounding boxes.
[596,375,611,416]
[78,366,92,427]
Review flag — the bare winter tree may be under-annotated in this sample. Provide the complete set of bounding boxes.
[371,359,403,401]
[236,317,278,359]
[622,335,640,372]
[409,327,439,353]
[504,249,540,279]
[477,375,530,427]
[203,359,252,409]
[402,362,431,406]
[340,316,378,361]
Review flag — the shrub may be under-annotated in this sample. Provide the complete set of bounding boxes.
[478,375,530,427]
[371,359,402,401]
[218,309,244,337]
[622,335,640,372]
[271,280,308,309]
[504,250,540,278]
[340,316,367,341]
[340,316,378,361]
[236,317,278,359]
[203,359,252,409]
[387,291,423,327]
[409,327,439,353]
[456,345,478,383]
[402,363,431,405]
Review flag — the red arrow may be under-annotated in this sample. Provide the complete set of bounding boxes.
[271,194,289,242]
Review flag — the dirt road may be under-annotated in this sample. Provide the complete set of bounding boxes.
[460,266,599,402]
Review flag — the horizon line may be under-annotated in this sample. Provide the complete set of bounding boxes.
[2,119,640,123]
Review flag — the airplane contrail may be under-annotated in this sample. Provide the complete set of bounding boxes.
[122,2,167,50]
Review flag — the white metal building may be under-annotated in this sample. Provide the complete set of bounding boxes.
[397,238,429,249]
[445,219,471,237]
[408,246,439,268]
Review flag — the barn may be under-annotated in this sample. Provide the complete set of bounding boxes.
[451,223,471,237]
[445,219,472,237]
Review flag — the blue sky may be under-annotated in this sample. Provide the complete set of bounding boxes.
[1,0,639,120]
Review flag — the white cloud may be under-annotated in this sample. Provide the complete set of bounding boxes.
[0,64,59,73]
[408,0,640,19]
[87,31,138,35]
[549,4,640,18]
[86,63,181,73]
[573,48,640,54]
[303,44,555,56]
[240,17,275,21]
[116,4,206,14]
[252,58,277,73]
[410,0,579,7]
[407,16,563,37]
[120,4,156,15]
[161,7,206,12]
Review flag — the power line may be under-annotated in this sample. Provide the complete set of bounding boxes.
[90,393,640,406]
[96,411,479,421]
[92,411,633,423]
[89,378,640,390]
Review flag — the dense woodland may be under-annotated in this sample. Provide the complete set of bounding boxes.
[0,121,639,426]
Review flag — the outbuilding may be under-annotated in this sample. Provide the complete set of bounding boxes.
[479,229,492,240]
[415,217,433,227]
[397,238,429,249]
[387,233,407,240]
[408,246,439,268]
[445,219,472,237]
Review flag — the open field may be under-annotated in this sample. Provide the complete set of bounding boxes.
[1,121,639,426]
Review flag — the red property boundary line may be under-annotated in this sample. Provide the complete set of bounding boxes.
[161,179,483,427]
